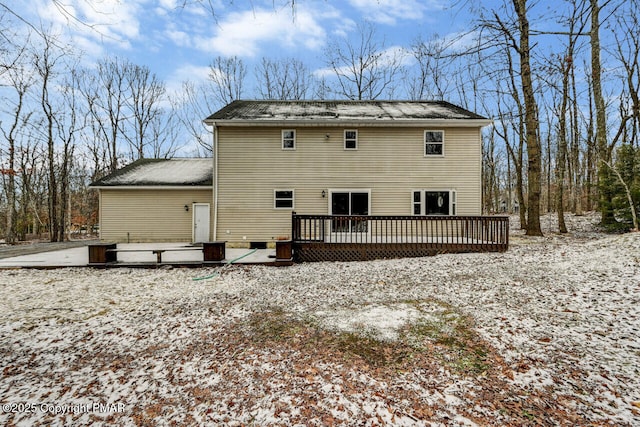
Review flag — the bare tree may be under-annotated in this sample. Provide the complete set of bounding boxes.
[209,56,247,106]
[612,6,640,147]
[568,46,584,216]
[552,2,586,233]
[324,22,405,100]
[0,8,25,77]
[77,57,129,173]
[0,62,33,243]
[590,0,614,225]
[495,92,527,228]
[148,108,182,159]
[255,57,312,100]
[17,137,46,239]
[481,7,529,229]
[406,34,452,101]
[554,53,572,233]
[505,0,544,236]
[55,68,84,241]
[173,80,216,156]
[32,30,65,241]
[482,129,500,213]
[123,64,166,160]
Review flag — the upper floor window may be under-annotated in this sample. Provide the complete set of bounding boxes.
[282,130,296,150]
[344,130,358,150]
[425,130,444,156]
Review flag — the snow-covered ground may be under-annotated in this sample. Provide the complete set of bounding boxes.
[1,213,639,426]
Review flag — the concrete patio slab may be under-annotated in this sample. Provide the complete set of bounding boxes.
[0,243,276,268]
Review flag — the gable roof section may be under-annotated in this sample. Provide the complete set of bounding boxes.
[205,100,490,126]
[90,158,213,188]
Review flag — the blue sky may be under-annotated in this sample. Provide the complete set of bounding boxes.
[14,0,475,95]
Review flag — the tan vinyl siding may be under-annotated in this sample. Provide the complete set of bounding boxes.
[99,189,213,242]
[216,126,482,242]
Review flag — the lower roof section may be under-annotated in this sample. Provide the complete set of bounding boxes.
[90,158,213,187]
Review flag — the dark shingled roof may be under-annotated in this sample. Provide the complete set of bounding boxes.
[205,100,488,122]
[90,158,213,187]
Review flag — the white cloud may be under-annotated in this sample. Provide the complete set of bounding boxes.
[33,0,143,52]
[165,26,191,47]
[347,0,443,25]
[193,6,327,57]
[165,64,212,94]
[158,0,178,9]
[332,19,357,38]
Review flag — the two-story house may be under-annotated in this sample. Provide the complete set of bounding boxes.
[205,100,491,245]
[91,100,492,247]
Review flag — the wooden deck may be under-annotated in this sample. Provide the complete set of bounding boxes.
[292,214,509,262]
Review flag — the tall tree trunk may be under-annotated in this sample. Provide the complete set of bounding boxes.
[513,0,543,236]
[6,149,16,244]
[570,55,584,215]
[556,55,570,233]
[546,129,553,213]
[43,79,59,242]
[591,0,615,225]
[36,33,61,242]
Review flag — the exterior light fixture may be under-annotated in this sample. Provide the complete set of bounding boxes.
[184,205,189,212]
[321,190,326,198]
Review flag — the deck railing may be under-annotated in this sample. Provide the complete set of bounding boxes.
[292,214,509,262]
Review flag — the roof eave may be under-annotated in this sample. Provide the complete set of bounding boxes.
[204,118,493,128]
[90,185,213,190]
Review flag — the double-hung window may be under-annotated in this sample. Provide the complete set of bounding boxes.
[412,190,456,215]
[424,130,444,156]
[274,190,294,209]
[282,130,296,150]
[344,130,358,150]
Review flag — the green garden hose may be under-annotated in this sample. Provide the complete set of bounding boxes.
[192,248,259,281]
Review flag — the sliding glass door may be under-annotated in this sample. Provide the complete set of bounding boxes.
[330,191,370,233]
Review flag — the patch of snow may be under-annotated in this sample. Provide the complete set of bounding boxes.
[217,100,483,122]
[99,158,212,186]
[314,303,423,341]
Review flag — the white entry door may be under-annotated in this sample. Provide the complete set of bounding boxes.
[192,203,210,242]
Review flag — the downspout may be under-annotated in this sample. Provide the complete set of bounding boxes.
[213,123,219,241]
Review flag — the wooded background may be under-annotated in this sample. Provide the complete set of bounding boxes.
[1,0,639,243]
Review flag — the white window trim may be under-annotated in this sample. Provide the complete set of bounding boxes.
[424,130,445,157]
[274,189,295,209]
[282,129,296,150]
[344,129,358,150]
[411,189,456,216]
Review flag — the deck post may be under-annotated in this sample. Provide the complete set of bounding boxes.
[88,243,117,265]
[275,240,293,266]
[203,241,226,263]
